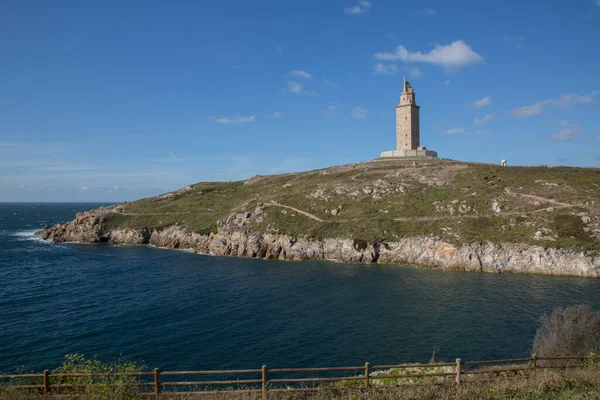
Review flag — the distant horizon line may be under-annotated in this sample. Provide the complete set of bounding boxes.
[0,201,120,204]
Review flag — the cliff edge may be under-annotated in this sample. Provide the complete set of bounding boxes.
[38,159,600,277]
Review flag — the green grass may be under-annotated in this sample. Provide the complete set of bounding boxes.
[96,160,599,250]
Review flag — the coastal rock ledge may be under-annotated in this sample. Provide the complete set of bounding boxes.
[37,210,600,278]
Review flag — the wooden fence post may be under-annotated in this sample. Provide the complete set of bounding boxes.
[262,365,268,400]
[43,370,49,394]
[455,359,461,386]
[154,368,160,395]
[364,362,370,390]
[531,354,537,370]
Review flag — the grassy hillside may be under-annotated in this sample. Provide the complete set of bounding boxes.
[104,159,600,249]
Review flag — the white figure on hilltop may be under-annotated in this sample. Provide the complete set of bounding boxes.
[501,159,507,167]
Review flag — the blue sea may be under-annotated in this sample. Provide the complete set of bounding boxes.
[1,203,599,374]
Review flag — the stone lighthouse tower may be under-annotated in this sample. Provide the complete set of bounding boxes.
[396,76,420,151]
[380,77,438,158]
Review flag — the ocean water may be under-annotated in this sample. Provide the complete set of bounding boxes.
[1,203,599,374]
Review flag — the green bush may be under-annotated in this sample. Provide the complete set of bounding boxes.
[51,354,145,399]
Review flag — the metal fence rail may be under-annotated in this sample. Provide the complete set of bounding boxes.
[0,354,595,398]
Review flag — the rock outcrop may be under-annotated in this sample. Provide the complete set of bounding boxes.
[37,212,600,278]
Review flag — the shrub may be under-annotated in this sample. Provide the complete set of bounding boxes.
[552,214,589,241]
[51,354,145,399]
[533,305,600,364]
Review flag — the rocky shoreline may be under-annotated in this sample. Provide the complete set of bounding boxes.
[37,209,600,278]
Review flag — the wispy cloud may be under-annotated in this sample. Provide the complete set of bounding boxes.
[374,40,483,69]
[503,36,527,48]
[323,105,337,116]
[552,121,581,140]
[595,0,600,7]
[267,112,283,119]
[470,96,491,108]
[512,103,545,118]
[323,77,340,88]
[444,127,471,136]
[352,107,368,119]
[443,80,450,85]
[425,8,436,15]
[0,142,68,155]
[474,113,496,126]
[289,70,313,79]
[344,0,371,15]
[406,67,424,78]
[287,81,303,93]
[512,92,598,118]
[216,115,256,124]
[374,63,398,74]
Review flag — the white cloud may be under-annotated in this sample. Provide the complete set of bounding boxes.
[374,63,398,74]
[553,94,596,109]
[512,92,598,118]
[267,112,283,119]
[289,70,313,79]
[425,9,436,15]
[474,113,496,126]
[79,186,89,191]
[344,0,371,15]
[552,121,581,141]
[374,40,483,69]
[443,80,450,85]
[406,67,424,78]
[287,81,303,93]
[476,130,493,135]
[470,96,491,108]
[512,102,546,118]
[444,127,471,136]
[353,107,368,119]
[216,115,256,124]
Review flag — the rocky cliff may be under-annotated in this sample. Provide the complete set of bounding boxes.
[38,207,600,278]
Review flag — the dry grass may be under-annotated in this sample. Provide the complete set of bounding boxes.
[3,367,600,400]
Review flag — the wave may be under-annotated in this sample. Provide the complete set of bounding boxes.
[13,229,45,242]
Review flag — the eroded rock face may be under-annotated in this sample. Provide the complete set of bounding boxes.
[109,228,151,245]
[37,212,600,278]
[37,210,110,243]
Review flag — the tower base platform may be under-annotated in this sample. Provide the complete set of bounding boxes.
[380,148,438,159]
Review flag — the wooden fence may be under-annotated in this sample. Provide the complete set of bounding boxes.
[0,354,595,398]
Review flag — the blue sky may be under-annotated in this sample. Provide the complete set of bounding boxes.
[1,0,600,202]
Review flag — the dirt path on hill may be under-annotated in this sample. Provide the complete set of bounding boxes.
[351,173,363,181]
[504,188,571,207]
[109,205,189,216]
[107,188,586,225]
[264,202,324,222]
